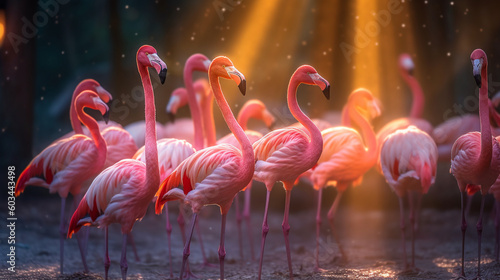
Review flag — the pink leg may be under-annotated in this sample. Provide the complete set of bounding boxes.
[475,195,486,279]
[234,192,244,260]
[165,202,173,277]
[258,189,271,280]
[397,195,408,269]
[120,234,128,280]
[243,184,255,260]
[326,190,346,260]
[494,202,500,262]
[180,213,198,280]
[282,189,294,279]
[104,227,110,280]
[127,233,140,262]
[195,214,215,268]
[59,197,66,274]
[460,190,467,278]
[219,213,228,280]
[315,188,323,271]
[408,191,422,269]
[72,196,89,272]
[178,204,197,279]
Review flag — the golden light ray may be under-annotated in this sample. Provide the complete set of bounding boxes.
[0,10,5,47]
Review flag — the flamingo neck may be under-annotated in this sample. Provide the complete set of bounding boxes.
[401,70,425,119]
[184,66,205,150]
[237,102,259,131]
[70,84,87,134]
[489,99,500,127]
[138,64,160,195]
[348,102,377,165]
[288,78,323,160]
[209,74,253,170]
[340,104,351,127]
[201,88,217,147]
[478,63,492,172]
[77,104,107,170]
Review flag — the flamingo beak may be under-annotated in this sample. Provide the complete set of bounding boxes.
[472,58,483,88]
[402,57,415,76]
[103,109,110,124]
[226,66,246,96]
[310,73,330,100]
[147,53,168,84]
[167,112,175,123]
[95,86,112,103]
[203,59,211,71]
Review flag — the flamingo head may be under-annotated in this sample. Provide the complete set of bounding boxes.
[137,45,168,84]
[76,79,112,103]
[294,65,330,100]
[185,53,212,74]
[471,49,487,88]
[348,88,381,121]
[244,99,275,129]
[398,53,414,76]
[209,56,246,96]
[166,87,188,117]
[76,90,110,124]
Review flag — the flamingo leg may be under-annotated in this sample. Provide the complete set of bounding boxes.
[258,189,271,280]
[282,189,294,280]
[495,200,500,263]
[315,188,323,271]
[165,202,173,278]
[219,213,227,280]
[234,192,244,260]
[178,204,197,279]
[72,196,89,272]
[120,234,128,280]
[460,190,467,278]
[180,213,198,280]
[398,195,408,269]
[408,191,421,269]
[326,190,346,261]
[243,183,255,260]
[59,197,66,274]
[104,227,110,280]
[475,195,486,279]
[127,233,140,262]
[195,215,215,268]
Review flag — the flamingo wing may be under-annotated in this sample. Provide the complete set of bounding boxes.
[101,127,138,168]
[217,130,263,147]
[16,135,100,198]
[156,144,244,214]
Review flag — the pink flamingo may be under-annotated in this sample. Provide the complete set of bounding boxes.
[376,54,433,165]
[124,120,165,148]
[310,88,380,270]
[450,49,500,279]
[380,126,437,270]
[155,56,252,280]
[252,65,330,279]
[67,45,167,280]
[216,99,275,260]
[15,90,109,274]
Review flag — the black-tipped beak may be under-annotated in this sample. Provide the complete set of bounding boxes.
[103,110,110,124]
[159,68,167,85]
[323,84,331,100]
[408,68,414,76]
[474,74,482,88]
[238,79,246,96]
[167,112,175,123]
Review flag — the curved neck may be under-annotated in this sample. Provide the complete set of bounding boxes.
[201,88,217,147]
[288,78,323,158]
[209,74,253,167]
[77,103,106,169]
[184,66,205,150]
[70,86,86,134]
[237,103,260,131]
[340,104,351,127]
[348,101,377,165]
[401,70,424,118]
[138,64,160,194]
[478,63,492,172]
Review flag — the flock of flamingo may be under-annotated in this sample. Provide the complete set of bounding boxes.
[15,45,500,280]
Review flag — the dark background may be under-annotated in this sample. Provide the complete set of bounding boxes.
[2,0,500,212]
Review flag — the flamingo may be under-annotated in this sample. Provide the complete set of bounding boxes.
[376,54,433,166]
[15,90,109,274]
[216,99,275,260]
[309,88,380,270]
[67,45,167,280]
[450,49,500,279]
[252,65,330,279]
[380,126,437,270]
[155,56,252,280]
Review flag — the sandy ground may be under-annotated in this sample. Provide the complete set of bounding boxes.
[2,184,500,280]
